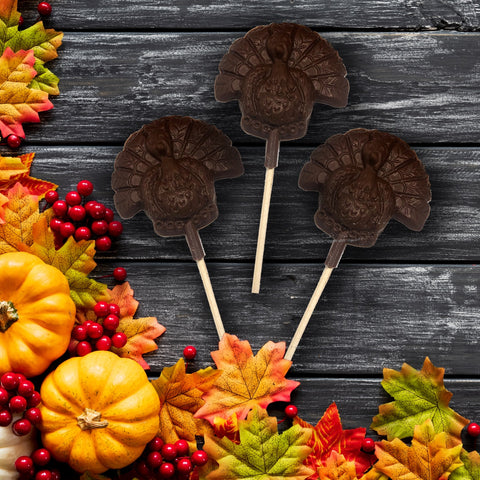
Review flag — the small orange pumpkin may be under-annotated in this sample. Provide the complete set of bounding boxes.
[0,252,76,377]
[39,351,160,473]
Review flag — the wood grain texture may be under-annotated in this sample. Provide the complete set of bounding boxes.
[23,32,480,145]
[88,261,480,376]
[27,145,480,262]
[19,0,480,31]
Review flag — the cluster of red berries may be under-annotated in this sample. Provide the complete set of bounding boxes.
[69,301,128,357]
[0,373,41,436]
[46,180,123,251]
[15,448,60,480]
[135,436,208,480]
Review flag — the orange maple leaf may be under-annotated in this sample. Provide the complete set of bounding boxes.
[317,451,359,480]
[0,182,39,253]
[294,403,373,479]
[0,48,53,138]
[0,153,57,196]
[108,282,165,369]
[195,334,299,424]
[151,358,220,448]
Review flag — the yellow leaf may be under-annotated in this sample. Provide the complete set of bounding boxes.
[317,452,358,480]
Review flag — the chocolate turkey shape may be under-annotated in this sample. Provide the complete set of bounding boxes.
[215,22,349,157]
[299,128,432,249]
[112,116,243,240]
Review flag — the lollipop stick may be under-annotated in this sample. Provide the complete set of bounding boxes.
[285,240,346,361]
[252,130,280,294]
[185,224,225,339]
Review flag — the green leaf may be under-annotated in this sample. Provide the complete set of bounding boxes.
[29,60,60,95]
[203,407,314,480]
[371,357,469,443]
[450,450,480,480]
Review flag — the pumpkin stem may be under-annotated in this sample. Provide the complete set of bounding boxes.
[77,408,109,431]
[0,301,18,332]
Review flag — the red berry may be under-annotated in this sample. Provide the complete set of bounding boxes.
[111,332,127,348]
[50,470,61,480]
[362,437,376,453]
[45,190,59,204]
[18,15,24,27]
[17,380,35,398]
[16,373,27,383]
[37,1,52,16]
[15,456,34,474]
[284,404,298,418]
[76,341,92,357]
[183,346,197,361]
[7,134,21,149]
[108,221,123,237]
[147,436,164,452]
[0,409,12,426]
[108,303,121,316]
[113,267,127,282]
[0,388,8,405]
[94,301,109,317]
[65,191,82,206]
[68,205,86,222]
[175,439,189,457]
[96,236,112,251]
[90,203,106,219]
[87,322,103,339]
[36,471,53,480]
[146,451,163,469]
[161,444,177,461]
[1,372,19,390]
[9,396,27,413]
[103,314,119,331]
[85,200,98,214]
[104,208,114,223]
[32,448,51,466]
[13,418,32,436]
[159,462,175,478]
[75,226,91,241]
[77,180,94,197]
[91,220,108,236]
[27,391,41,408]
[95,335,112,351]
[50,218,63,232]
[135,460,151,477]
[468,422,480,437]
[25,407,42,425]
[52,200,68,217]
[191,450,208,467]
[60,222,75,238]
[72,325,88,341]
[176,458,193,475]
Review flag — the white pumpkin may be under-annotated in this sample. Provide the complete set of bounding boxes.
[0,416,36,479]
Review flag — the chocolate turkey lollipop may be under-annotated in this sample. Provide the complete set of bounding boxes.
[285,128,431,360]
[112,116,243,339]
[215,23,349,293]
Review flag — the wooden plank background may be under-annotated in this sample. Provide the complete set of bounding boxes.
[7,0,480,439]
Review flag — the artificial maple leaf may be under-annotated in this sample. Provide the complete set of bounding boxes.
[294,403,373,479]
[108,282,165,369]
[358,469,389,480]
[151,358,220,447]
[195,334,299,424]
[450,449,480,480]
[0,192,7,223]
[0,181,39,253]
[316,451,358,480]
[25,213,109,308]
[214,414,240,444]
[0,47,53,138]
[0,0,63,94]
[203,406,315,480]
[371,357,469,444]
[0,152,57,196]
[374,419,463,480]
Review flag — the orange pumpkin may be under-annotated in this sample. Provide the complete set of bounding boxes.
[39,351,160,473]
[0,252,76,377]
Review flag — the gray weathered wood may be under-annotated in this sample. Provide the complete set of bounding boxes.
[89,261,480,376]
[26,145,480,262]
[22,32,480,145]
[19,0,480,31]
